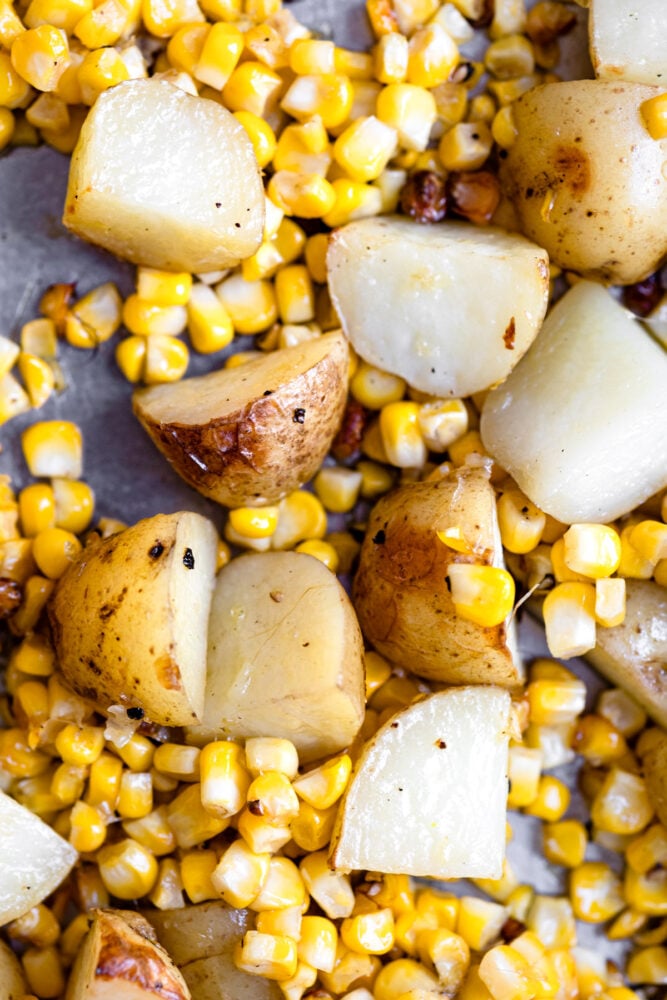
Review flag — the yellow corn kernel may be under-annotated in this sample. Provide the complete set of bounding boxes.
[496,487,546,555]
[290,798,337,853]
[77,46,129,104]
[222,60,283,117]
[0,0,25,47]
[7,574,54,635]
[542,581,597,659]
[117,769,153,819]
[304,232,330,286]
[144,334,189,384]
[11,25,68,91]
[122,295,187,337]
[457,897,508,952]
[68,800,107,852]
[135,269,191,308]
[447,563,515,629]
[629,519,667,563]
[626,823,667,875]
[229,505,279,541]
[333,115,398,182]
[570,862,625,923]
[597,687,647,739]
[237,807,291,855]
[294,538,339,571]
[8,903,60,949]
[39,282,74,332]
[485,33,534,79]
[624,867,667,916]
[193,21,242,89]
[149,857,184,910]
[407,22,458,88]
[267,170,336,220]
[110,734,154,774]
[300,850,354,919]
[243,21,287,70]
[273,266,313,325]
[0,51,32,109]
[178,848,218,903]
[55,723,104,767]
[478,944,535,1000]
[607,907,648,941]
[249,855,307,913]
[594,576,626,628]
[549,537,588,583]
[379,400,427,468]
[74,0,129,48]
[246,769,299,824]
[152,743,200,782]
[0,336,19,380]
[285,36,332,75]
[312,466,362,515]
[166,22,208,73]
[526,676,586,726]
[506,744,542,808]
[215,274,278,333]
[626,945,667,984]
[116,334,147,383]
[281,72,353,129]
[235,930,298,982]
[22,945,65,999]
[591,767,653,835]
[10,634,55,680]
[542,819,587,868]
[374,32,408,84]
[40,102,86,153]
[245,737,298,779]
[256,908,303,945]
[97,837,158,899]
[374,957,440,1000]
[18,484,55,538]
[618,521,656,578]
[523,774,570,821]
[415,398,467,454]
[234,109,276,168]
[0,371,30,424]
[25,92,69,134]
[572,714,627,765]
[123,804,177,856]
[351,361,405,410]
[210,837,269,907]
[292,916,336,975]
[641,92,667,140]
[524,895,576,949]
[31,527,82,580]
[562,523,621,579]
[22,420,82,479]
[72,281,123,343]
[491,104,517,149]
[167,782,230,848]
[341,908,395,956]
[271,490,327,550]
[438,119,492,171]
[141,0,203,37]
[200,739,250,818]
[50,478,93,535]
[468,92,497,125]
[75,864,109,911]
[292,754,350,811]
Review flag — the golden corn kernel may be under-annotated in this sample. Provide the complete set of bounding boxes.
[211,838,270,907]
[590,767,653,835]
[229,505,280,540]
[447,563,515,628]
[234,109,276,168]
[115,334,147,383]
[200,739,251,818]
[97,837,158,899]
[542,581,597,659]
[235,930,298,981]
[22,420,82,478]
[245,736,299,779]
[180,848,218,903]
[641,92,667,140]
[215,274,278,333]
[300,850,354,919]
[77,47,129,105]
[222,60,283,117]
[69,800,107,852]
[570,862,625,923]
[11,25,69,91]
[143,334,189,384]
[562,523,621,579]
[31,527,82,580]
[542,819,587,868]
[407,22,458,88]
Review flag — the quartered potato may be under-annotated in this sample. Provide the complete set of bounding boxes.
[639,729,667,828]
[589,0,667,84]
[48,512,218,726]
[481,281,667,523]
[329,686,512,879]
[65,909,190,1000]
[0,940,25,1000]
[501,80,667,283]
[327,216,549,398]
[353,467,523,686]
[133,331,349,508]
[63,79,264,272]
[0,789,77,925]
[188,551,365,762]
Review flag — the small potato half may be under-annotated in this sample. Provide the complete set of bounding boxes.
[352,466,522,686]
[48,511,218,726]
[133,331,349,508]
[589,0,667,85]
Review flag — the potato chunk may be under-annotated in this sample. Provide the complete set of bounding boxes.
[329,686,512,878]
[327,216,549,398]
[0,940,26,999]
[0,789,77,925]
[590,0,667,85]
[481,282,667,523]
[48,511,218,727]
[188,551,365,762]
[63,79,264,272]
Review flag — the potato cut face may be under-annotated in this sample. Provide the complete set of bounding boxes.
[133,331,349,508]
[481,281,667,523]
[190,551,365,762]
[0,789,77,925]
[590,0,667,84]
[329,687,512,878]
[48,511,218,727]
[63,79,264,272]
[327,216,549,397]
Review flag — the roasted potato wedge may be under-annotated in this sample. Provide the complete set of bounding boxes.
[48,512,218,726]
[0,788,77,925]
[65,909,190,1000]
[327,217,549,398]
[63,79,264,272]
[352,467,522,686]
[133,331,349,508]
[589,0,667,84]
[0,939,26,999]
[329,686,512,879]
[145,902,280,1000]
[500,80,667,283]
[188,551,365,762]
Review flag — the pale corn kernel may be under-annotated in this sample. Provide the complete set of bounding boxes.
[341,908,395,956]
[246,769,299,824]
[488,74,538,108]
[110,732,155,771]
[51,478,94,535]
[0,50,33,108]
[274,265,315,324]
[496,487,546,555]
[222,60,283,117]
[523,774,570,821]
[300,850,354,919]
[373,957,440,999]
[122,295,188,337]
[597,688,647,739]
[200,739,250,817]
[289,37,335,75]
[526,676,586,726]
[149,857,185,910]
[0,0,26,47]
[25,91,69,132]
[549,536,588,583]
[525,894,576,949]
[225,521,272,552]
[457,897,507,952]
[333,115,398,182]
[234,109,276,168]
[595,577,626,628]
[271,490,327,550]
[438,120,492,171]
[447,563,515,629]
[626,946,667,985]
[374,32,408,84]
[608,908,649,941]
[11,25,69,91]
[323,178,384,228]
[542,581,597,659]
[10,633,55,679]
[0,372,30,425]
[180,849,218,903]
[9,904,61,949]
[478,944,535,1000]
[215,274,278,333]
[391,0,440,34]
[193,21,242,89]
[570,862,625,923]
[268,170,336,220]
[291,798,338,853]
[468,92,497,125]
[167,782,230,848]
[629,519,667,563]
[31,527,82,580]
[281,72,353,129]
[235,930,298,981]
[485,33,534,79]
[491,104,517,148]
[97,837,158,899]
[22,420,82,478]
[245,737,299,780]
[229,506,279,540]
[123,805,177,856]
[243,21,287,70]
[641,93,667,140]
[313,466,362,514]
[376,81,437,151]
[591,768,653,836]
[70,282,122,345]
[249,855,307,912]
[625,824,667,875]
[506,744,542,808]
[334,45,373,79]
[115,335,147,383]
[351,361,405,409]
[16,352,54,410]
[417,398,468,452]
[357,460,395,501]
[211,837,270,907]
[153,743,200,781]
[55,723,104,767]
[143,334,189,384]
[562,523,621,579]
[238,808,292,855]
[407,23,458,89]
[0,335,19,378]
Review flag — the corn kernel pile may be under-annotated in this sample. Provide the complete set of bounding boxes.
[1,0,667,997]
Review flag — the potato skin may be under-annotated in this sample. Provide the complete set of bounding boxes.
[133,333,349,508]
[501,80,667,283]
[352,468,522,686]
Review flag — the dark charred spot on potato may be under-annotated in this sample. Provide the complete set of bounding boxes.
[372,530,386,545]
[149,542,165,559]
[248,799,264,816]
[99,602,118,620]
[390,721,399,728]
[503,317,516,350]
[0,578,22,619]
[263,389,273,396]
[622,273,662,318]
[435,739,447,749]
[155,655,182,691]
[554,145,590,197]
[126,706,144,720]
[85,658,102,677]
[182,548,195,569]
[293,408,306,423]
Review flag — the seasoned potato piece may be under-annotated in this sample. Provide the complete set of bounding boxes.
[589,0,667,84]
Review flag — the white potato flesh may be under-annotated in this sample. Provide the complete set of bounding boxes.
[0,789,77,925]
[480,281,667,523]
[329,686,512,879]
[63,79,264,272]
[590,0,667,84]
[327,216,549,397]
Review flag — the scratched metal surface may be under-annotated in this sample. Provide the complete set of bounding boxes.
[0,0,622,966]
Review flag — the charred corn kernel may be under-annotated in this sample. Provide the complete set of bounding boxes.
[618,521,656,579]
[594,577,626,628]
[447,563,515,629]
[542,581,597,659]
[9,904,60,949]
[626,946,667,984]
[300,851,354,919]
[570,862,625,923]
[293,754,351,811]
[294,538,339,571]
[97,837,158,899]
[374,957,440,999]
[112,732,154,772]
[506,745,542,808]
[246,769,299,823]
[281,72,353,129]
[526,677,586,726]
[22,420,82,480]
[312,466,362,514]
[123,804,176,855]
[55,724,104,767]
[200,739,251,817]
[457,897,507,952]
[32,527,82,580]
[193,21,242,89]
[438,120,492,170]
[267,170,336,220]
[122,295,187,337]
[178,848,218,903]
[166,22,208,73]
[117,769,153,819]
[407,22,458,88]
[221,59,282,117]
[332,115,398,182]
[233,109,275,168]
[116,334,147,382]
[229,505,279,540]
[374,32,408,84]
[235,930,298,981]
[22,945,65,998]
[478,944,535,1000]
[491,104,517,148]
[351,361,405,409]
[245,737,298,779]
[214,274,278,333]
[68,800,107,852]
[624,866,667,916]
[238,807,292,854]
[18,484,55,538]
[627,824,667,874]
[291,798,338,852]
[78,46,129,104]
[379,400,427,468]
[274,265,314,324]
[524,774,570,821]
[144,333,189,383]
[167,782,230,848]
[641,92,667,140]
[597,688,647,739]
[591,768,653,835]
[496,488,546,554]
[250,855,307,912]
[542,819,587,868]
[153,743,200,781]
[341,908,395,956]
[572,714,627,765]
[211,838,269,907]
[11,26,68,92]
[562,523,621,579]
[149,857,184,910]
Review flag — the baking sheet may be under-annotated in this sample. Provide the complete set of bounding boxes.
[0,0,628,969]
